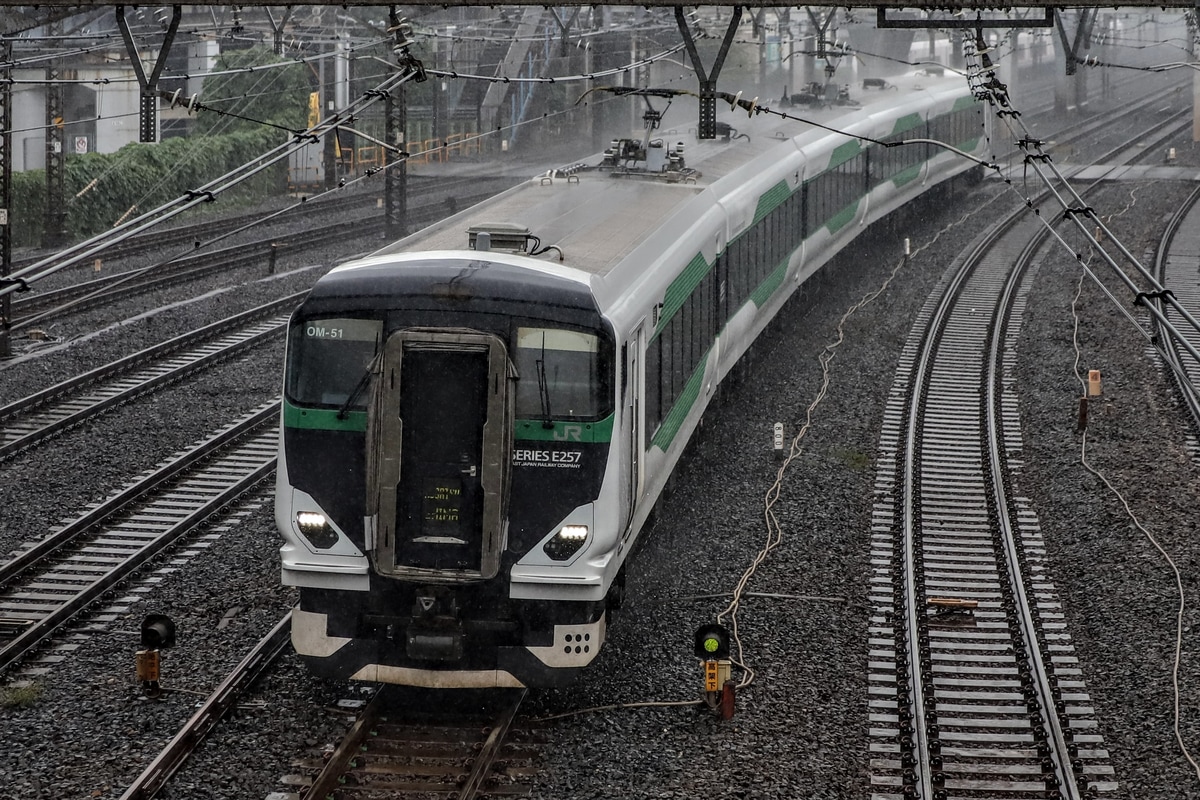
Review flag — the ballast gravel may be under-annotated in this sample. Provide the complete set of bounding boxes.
[2,76,1200,800]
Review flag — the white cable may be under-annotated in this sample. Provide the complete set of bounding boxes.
[715,188,1009,690]
[1069,239,1200,781]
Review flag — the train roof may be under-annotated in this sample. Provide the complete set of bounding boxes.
[336,69,973,287]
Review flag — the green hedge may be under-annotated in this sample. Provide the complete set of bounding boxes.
[12,125,288,248]
[13,47,312,248]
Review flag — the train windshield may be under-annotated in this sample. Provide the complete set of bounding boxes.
[513,327,605,421]
[286,317,383,409]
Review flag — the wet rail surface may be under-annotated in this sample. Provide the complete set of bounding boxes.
[0,294,302,460]
[0,403,278,676]
[0,293,302,460]
[868,195,1117,798]
[860,85,1185,798]
[301,686,540,799]
[1153,184,1200,449]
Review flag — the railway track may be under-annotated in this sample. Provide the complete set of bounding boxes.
[0,403,278,675]
[862,80,1187,796]
[868,177,1117,799]
[1152,183,1200,449]
[301,687,538,799]
[8,186,500,331]
[7,172,488,277]
[117,613,292,800]
[0,294,301,460]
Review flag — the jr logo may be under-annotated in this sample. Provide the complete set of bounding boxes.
[553,425,583,442]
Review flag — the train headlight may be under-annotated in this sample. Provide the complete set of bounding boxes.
[543,524,589,561]
[296,511,338,549]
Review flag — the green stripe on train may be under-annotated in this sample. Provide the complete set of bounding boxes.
[750,258,790,308]
[656,251,712,336]
[828,139,862,171]
[515,415,614,443]
[891,112,924,136]
[753,180,792,225]
[953,95,981,112]
[284,401,367,432]
[285,400,615,442]
[890,164,922,188]
[651,346,711,450]
[825,200,860,235]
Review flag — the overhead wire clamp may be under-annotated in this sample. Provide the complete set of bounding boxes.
[1134,288,1175,306]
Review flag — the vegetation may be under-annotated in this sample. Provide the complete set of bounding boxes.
[11,47,312,248]
[0,682,43,709]
[834,446,872,472]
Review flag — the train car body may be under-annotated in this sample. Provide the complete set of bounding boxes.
[276,71,988,688]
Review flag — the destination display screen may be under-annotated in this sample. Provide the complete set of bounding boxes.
[421,477,463,537]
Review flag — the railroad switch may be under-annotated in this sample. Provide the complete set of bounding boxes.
[136,614,175,699]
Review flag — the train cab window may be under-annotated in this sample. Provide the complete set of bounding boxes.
[286,317,383,409]
[514,327,606,421]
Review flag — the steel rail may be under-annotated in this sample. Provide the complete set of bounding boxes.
[304,685,391,800]
[1152,183,1200,439]
[873,116,1157,797]
[0,403,278,674]
[0,295,302,460]
[457,689,528,800]
[117,613,292,800]
[9,191,496,330]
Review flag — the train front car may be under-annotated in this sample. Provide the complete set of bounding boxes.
[277,252,617,688]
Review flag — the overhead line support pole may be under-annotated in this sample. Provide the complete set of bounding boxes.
[805,7,838,59]
[0,39,11,358]
[385,6,409,239]
[675,5,742,140]
[45,16,66,248]
[116,5,182,143]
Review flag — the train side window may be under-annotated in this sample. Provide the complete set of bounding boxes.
[646,334,662,430]
[671,311,686,403]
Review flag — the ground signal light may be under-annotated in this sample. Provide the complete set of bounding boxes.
[694,623,735,719]
[137,614,175,699]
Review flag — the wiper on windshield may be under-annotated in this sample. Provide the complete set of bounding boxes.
[336,356,379,420]
[535,335,554,429]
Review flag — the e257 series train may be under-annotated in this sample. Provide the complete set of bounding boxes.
[275,71,988,688]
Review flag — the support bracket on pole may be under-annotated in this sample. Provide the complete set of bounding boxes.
[805,7,838,59]
[550,7,581,57]
[675,5,742,140]
[116,5,182,142]
[1054,8,1096,76]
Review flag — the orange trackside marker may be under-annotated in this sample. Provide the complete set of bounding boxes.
[928,597,978,610]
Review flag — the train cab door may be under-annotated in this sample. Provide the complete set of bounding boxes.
[366,329,514,581]
[623,322,646,526]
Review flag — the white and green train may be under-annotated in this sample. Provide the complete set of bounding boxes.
[275,71,988,688]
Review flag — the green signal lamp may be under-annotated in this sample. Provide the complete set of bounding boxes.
[693,622,730,660]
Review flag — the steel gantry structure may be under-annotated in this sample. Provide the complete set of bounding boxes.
[0,2,1196,356]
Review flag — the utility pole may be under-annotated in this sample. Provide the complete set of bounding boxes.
[0,39,12,358]
[44,16,67,248]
